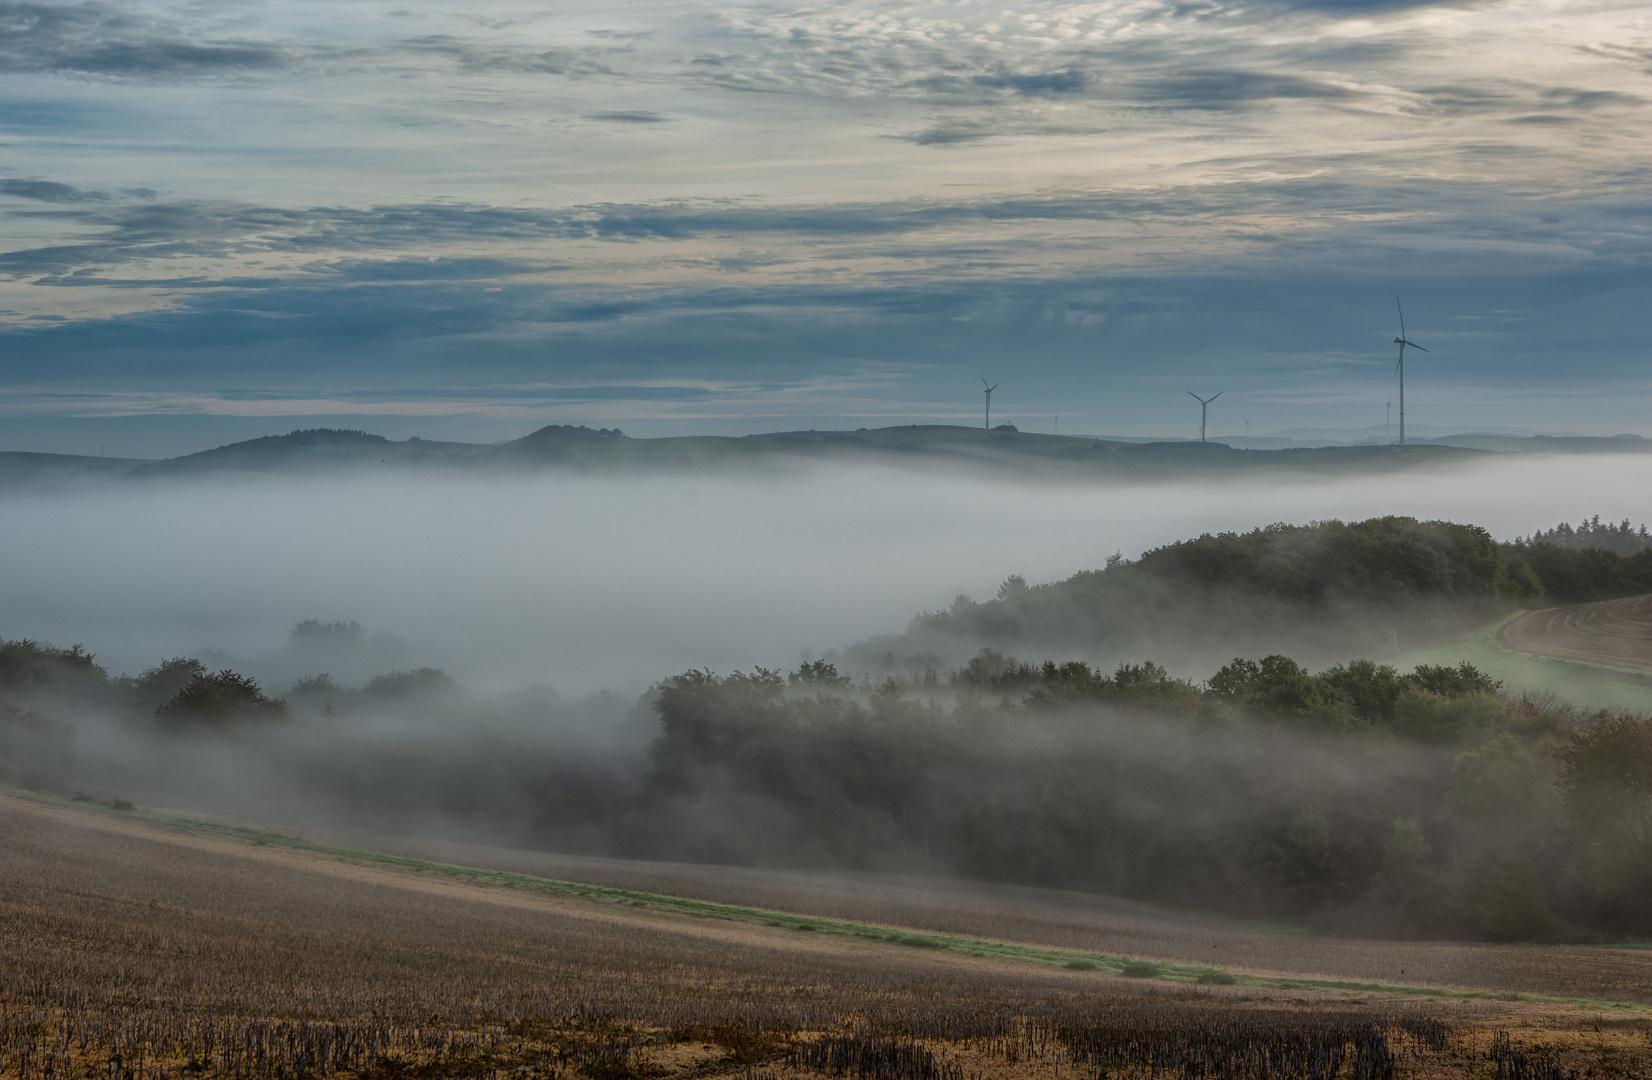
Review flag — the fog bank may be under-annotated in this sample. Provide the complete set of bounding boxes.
[2,454,1648,695]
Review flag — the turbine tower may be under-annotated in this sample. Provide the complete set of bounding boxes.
[981,378,1000,431]
[1393,298,1429,448]
[1187,390,1223,444]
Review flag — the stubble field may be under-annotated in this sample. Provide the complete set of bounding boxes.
[3,793,1649,1080]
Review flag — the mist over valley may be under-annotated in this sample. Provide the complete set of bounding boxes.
[5,446,1651,695]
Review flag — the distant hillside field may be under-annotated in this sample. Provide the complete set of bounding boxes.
[1499,595,1652,673]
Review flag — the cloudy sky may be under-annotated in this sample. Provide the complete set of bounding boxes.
[1,0,1649,455]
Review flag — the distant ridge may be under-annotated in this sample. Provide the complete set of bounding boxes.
[475,422,1482,477]
[124,428,487,479]
[0,451,153,490]
[3,423,1647,487]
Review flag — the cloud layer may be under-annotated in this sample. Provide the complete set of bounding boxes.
[1,0,1649,446]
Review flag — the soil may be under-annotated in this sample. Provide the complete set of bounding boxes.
[1499,594,1652,672]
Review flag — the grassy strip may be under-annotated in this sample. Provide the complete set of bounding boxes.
[1394,612,1652,714]
[9,786,1650,1013]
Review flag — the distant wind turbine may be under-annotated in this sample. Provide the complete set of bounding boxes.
[1187,390,1223,444]
[1393,298,1429,448]
[982,378,1000,431]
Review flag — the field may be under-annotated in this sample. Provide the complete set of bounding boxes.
[5,792,1651,1080]
[1499,595,1652,674]
[1394,612,1652,714]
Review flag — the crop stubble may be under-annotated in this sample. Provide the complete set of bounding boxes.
[2,797,1648,1080]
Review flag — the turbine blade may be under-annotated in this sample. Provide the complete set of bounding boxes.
[1209,391,1224,402]
[1187,390,1200,401]
[1409,343,1430,353]
[1396,296,1406,338]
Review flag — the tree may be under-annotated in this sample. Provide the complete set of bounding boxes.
[790,660,851,689]
[1556,714,1652,928]
[122,658,207,714]
[1208,655,1348,723]
[0,639,108,696]
[154,670,289,728]
[363,667,455,699]
[1318,659,1405,724]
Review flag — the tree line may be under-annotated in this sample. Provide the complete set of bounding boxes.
[627,654,1652,941]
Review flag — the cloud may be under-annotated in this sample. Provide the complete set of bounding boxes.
[586,110,669,124]
[3,164,1646,293]
[902,123,997,145]
[395,36,619,78]
[972,69,1088,95]
[1136,69,1354,109]
[0,1,288,78]
[0,179,108,203]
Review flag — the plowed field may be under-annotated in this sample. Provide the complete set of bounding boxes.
[1498,594,1652,671]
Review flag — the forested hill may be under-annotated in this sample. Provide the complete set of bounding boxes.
[851,517,1541,675]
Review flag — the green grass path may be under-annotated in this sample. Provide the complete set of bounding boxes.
[1396,612,1652,714]
[7,786,1648,1013]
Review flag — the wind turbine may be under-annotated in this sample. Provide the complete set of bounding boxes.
[1393,298,1429,448]
[981,378,999,431]
[1187,390,1223,444]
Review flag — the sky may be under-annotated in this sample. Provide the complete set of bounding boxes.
[1,0,1649,456]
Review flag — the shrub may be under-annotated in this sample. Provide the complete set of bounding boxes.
[122,658,208,713]
[155,671,290,728]
[0,638,108,696]
[363,667,456,699]
[1390,688,1510,743]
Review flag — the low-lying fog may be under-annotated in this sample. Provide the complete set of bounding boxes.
[4,453,1651,696]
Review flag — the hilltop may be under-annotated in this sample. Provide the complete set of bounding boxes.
[124,428,486,479]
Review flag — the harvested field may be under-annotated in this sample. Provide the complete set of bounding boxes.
[1499,594,1652,672]
[302,827,1652,1008]
[4,793,1650,1080]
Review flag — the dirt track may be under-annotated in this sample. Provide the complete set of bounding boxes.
[1498,594,1652,671]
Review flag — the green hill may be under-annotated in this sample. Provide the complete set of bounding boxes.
[850,516,1540,676]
